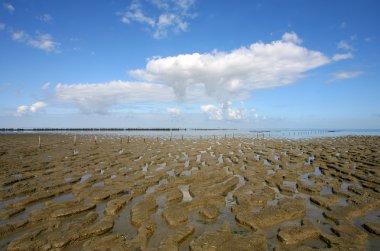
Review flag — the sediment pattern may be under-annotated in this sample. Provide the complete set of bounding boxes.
[0,134,379,250]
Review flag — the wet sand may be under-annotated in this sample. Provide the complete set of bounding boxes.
[0,134,379,250]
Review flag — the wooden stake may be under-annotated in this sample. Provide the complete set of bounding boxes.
[38,135,41,149]
[127,136,130,143]
[93,135,97,144]
[74,135,77,146]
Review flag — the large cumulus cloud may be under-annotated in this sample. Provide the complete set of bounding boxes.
[130,32,331,102]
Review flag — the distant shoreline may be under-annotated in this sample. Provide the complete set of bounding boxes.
[1,128,379,140]
[0,128,236,132]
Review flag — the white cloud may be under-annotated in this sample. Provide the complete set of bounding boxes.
[28,33,59,52]
[201,102,246,121]
[28,32,353,116]
[329,71,362,82]
[30,101,47,112]
[201,104,223,120]
[167,107,181,115]
[52,80,217,114]
[11,30,59,52]
[130,32,331,101]
[38,14,53,23]
[42,82,50,90]
[332,52,353,61]
[12,30,27,41]
[3,3,15,13]
[55,81,177,114]
[16,106,29,116]
[337,40,353,51]
[121,2,155,27]
[120,0,196,39]
[281,32,302,44]
[15,102,47,116]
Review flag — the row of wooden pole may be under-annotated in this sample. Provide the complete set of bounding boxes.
[37,134,251,148]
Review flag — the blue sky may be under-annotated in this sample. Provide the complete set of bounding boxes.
[0,0,379,129]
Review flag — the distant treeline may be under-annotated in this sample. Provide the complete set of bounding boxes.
[0,128,238,132]
[190,128,236,131]
[0,128,186,131]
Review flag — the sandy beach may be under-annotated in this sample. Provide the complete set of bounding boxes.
[0,134,379,250]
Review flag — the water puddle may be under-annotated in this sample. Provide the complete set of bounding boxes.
[142,164,148,172]
[64,177,72,182]
[267,170,276,175]
[11,174,23,179]
[299,166,322,186]
[196,154,201,163]
[147,194,175,249]
[79,173,92,183]
[146,179,168,194]
[283,181,297,189]
[51,193,75,203]
[178,185,192,202]
[2,200,45,225]
[305,156,315,165]
[112,195,142,240]
[156,163,167,171]
[167,169,175,177]
[297,193,336,236]
[93,181,105,187]
[263,159,271,166]
[95,202,107,217]
[341,182,363,193]
[134,156,143,162]
[180,170,192,177]
[184,160,190,168]
[320,186,332,195]
[314,166,322,175]
[0,196,26,209]
[338,197,348,206]
[218,154,223,164]
[353,208,380,250]
[225,175,246,207]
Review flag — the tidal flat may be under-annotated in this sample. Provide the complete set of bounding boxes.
[0,134,379,250]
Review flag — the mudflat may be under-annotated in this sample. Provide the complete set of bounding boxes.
[0,134,379,250]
